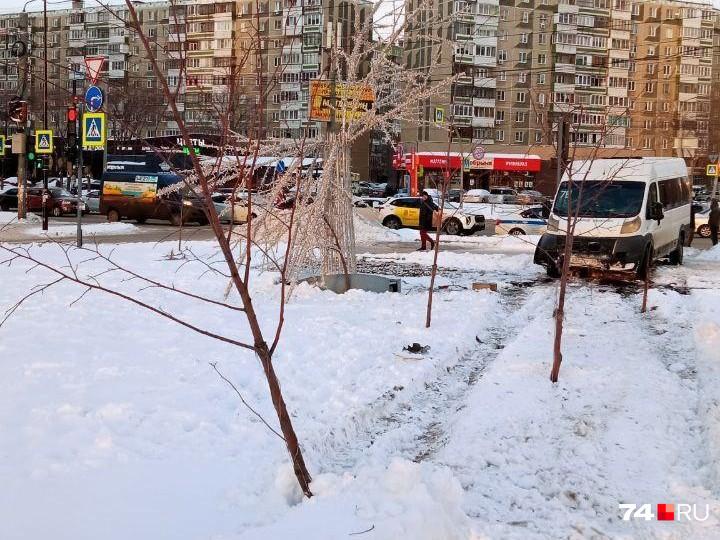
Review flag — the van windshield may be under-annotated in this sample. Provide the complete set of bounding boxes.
[553,181,645,219]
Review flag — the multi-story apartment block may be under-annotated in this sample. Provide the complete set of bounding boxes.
[402,0,720,189]
[0,0,370,152]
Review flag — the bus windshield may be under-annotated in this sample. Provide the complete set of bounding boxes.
[553,181,646,219]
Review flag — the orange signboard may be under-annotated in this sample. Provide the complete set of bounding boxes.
[309,80,375,123]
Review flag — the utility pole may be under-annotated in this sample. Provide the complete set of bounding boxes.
[41,0,48,230]
[76,102,83,247]
[17,11,30,220]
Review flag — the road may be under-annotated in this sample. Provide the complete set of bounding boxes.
[1,213,716,253]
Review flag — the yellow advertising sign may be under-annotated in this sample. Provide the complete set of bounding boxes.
[309,80,375,123]
[102,178,158,201]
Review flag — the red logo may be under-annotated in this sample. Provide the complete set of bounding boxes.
[657,504,675,521]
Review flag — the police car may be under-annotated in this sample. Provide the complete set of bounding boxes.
[494,206,547,236]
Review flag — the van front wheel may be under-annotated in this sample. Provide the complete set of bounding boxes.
[668,233,684,265]
[107,209,120,222]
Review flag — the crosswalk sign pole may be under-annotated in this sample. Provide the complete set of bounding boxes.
[76,103,84,248]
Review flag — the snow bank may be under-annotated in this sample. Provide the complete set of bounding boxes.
[693,243,720,262]
[0,210,41,224]
[239,459,471,540]
[24,222,138,238]
[353,213,401,243]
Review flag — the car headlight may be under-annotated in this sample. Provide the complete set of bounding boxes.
[620,216,641,234]
[183,200,194,206]
[547,215,559,232]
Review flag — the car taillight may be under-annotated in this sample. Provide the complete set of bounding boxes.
[495,219,501,226]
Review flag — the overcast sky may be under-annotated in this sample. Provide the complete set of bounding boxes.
[1,0,719,15]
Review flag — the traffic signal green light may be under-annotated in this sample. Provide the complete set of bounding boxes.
[28,151,35,161]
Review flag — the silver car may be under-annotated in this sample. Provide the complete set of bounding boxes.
[82,189,101,214]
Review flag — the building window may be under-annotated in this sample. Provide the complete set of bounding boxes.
[515,131,525,143]
[496,110,505,121]
[497,90,505,101]
[498,71,506,81]
[520,33,528,44]
[535,131,542,143]
[519,51,528,63]
[537,73,545,84]
[516,91,526,103]
[538,33,546,45]
[537,53,546,65]
[522,11,529,23]
[518,72,527,83]
[515,111,525,122]
[496,129,504,141]
[645,101,653,112]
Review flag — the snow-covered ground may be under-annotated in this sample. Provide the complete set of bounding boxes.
[1,236,719,539]
[23,222,138,238]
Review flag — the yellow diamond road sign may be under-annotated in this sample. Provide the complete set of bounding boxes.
[707,164,719,177]
[35,129,53,154]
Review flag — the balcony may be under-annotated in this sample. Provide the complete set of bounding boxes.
[473,97,494,108]
[474,77,496,88]
[555,62,576,74]
[456,74,473,85]
[472,117,494,128]
[555,43,576,55]
[454,53,474,65]
[452,116,472,126]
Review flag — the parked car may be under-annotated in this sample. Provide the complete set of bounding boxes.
[83,189,101,214]
[462,189,491,203]
[534,158,691,278]
[488,186,518,203]
[0,186,19,210]
[695,207,713,238]
[378,196,485,235]
[495,207,547,236]
[213,193,256,223]
[516,190,544,205]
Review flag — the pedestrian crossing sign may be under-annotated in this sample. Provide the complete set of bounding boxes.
[35,130,53,154]
[82,112,106,148]
[707,164,719,177]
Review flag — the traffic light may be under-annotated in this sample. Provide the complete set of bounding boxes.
[8,98,28,124]
[67,106,78,123]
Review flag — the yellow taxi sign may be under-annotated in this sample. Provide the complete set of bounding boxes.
[35,129,53,154]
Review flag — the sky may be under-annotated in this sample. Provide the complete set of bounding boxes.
[1,0,719,15]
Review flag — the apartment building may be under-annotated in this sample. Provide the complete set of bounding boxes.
[627,0,715,180]
[402,0,720,188]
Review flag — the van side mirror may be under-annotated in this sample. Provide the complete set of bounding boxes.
[650,202,664,222]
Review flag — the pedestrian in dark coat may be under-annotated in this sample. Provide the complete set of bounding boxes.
[418,191,439,251]
[709,199,720,246]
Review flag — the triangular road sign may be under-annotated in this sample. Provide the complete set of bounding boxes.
[87,119,101,139]
[84,56,105,85]
[38,135,50,149]
[707,164,718,177]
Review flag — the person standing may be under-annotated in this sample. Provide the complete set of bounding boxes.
[710,199,720,246]
[418,190,439,251]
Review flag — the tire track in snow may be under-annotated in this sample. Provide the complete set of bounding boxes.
[318,279,555,473]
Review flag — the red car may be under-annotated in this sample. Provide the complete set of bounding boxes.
[0,186,85,216]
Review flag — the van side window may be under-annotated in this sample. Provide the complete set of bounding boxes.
[659,178,681,210]
[680,177,692,205]
[647,183,658,219]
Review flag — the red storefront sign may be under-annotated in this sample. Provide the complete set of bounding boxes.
[493,157,542,172]
[398,154,462,169]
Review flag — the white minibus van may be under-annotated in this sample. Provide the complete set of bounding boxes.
[534,158,692,278]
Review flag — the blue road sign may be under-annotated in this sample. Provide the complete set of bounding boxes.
[84,85,104,113]
[276,160,287,173]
